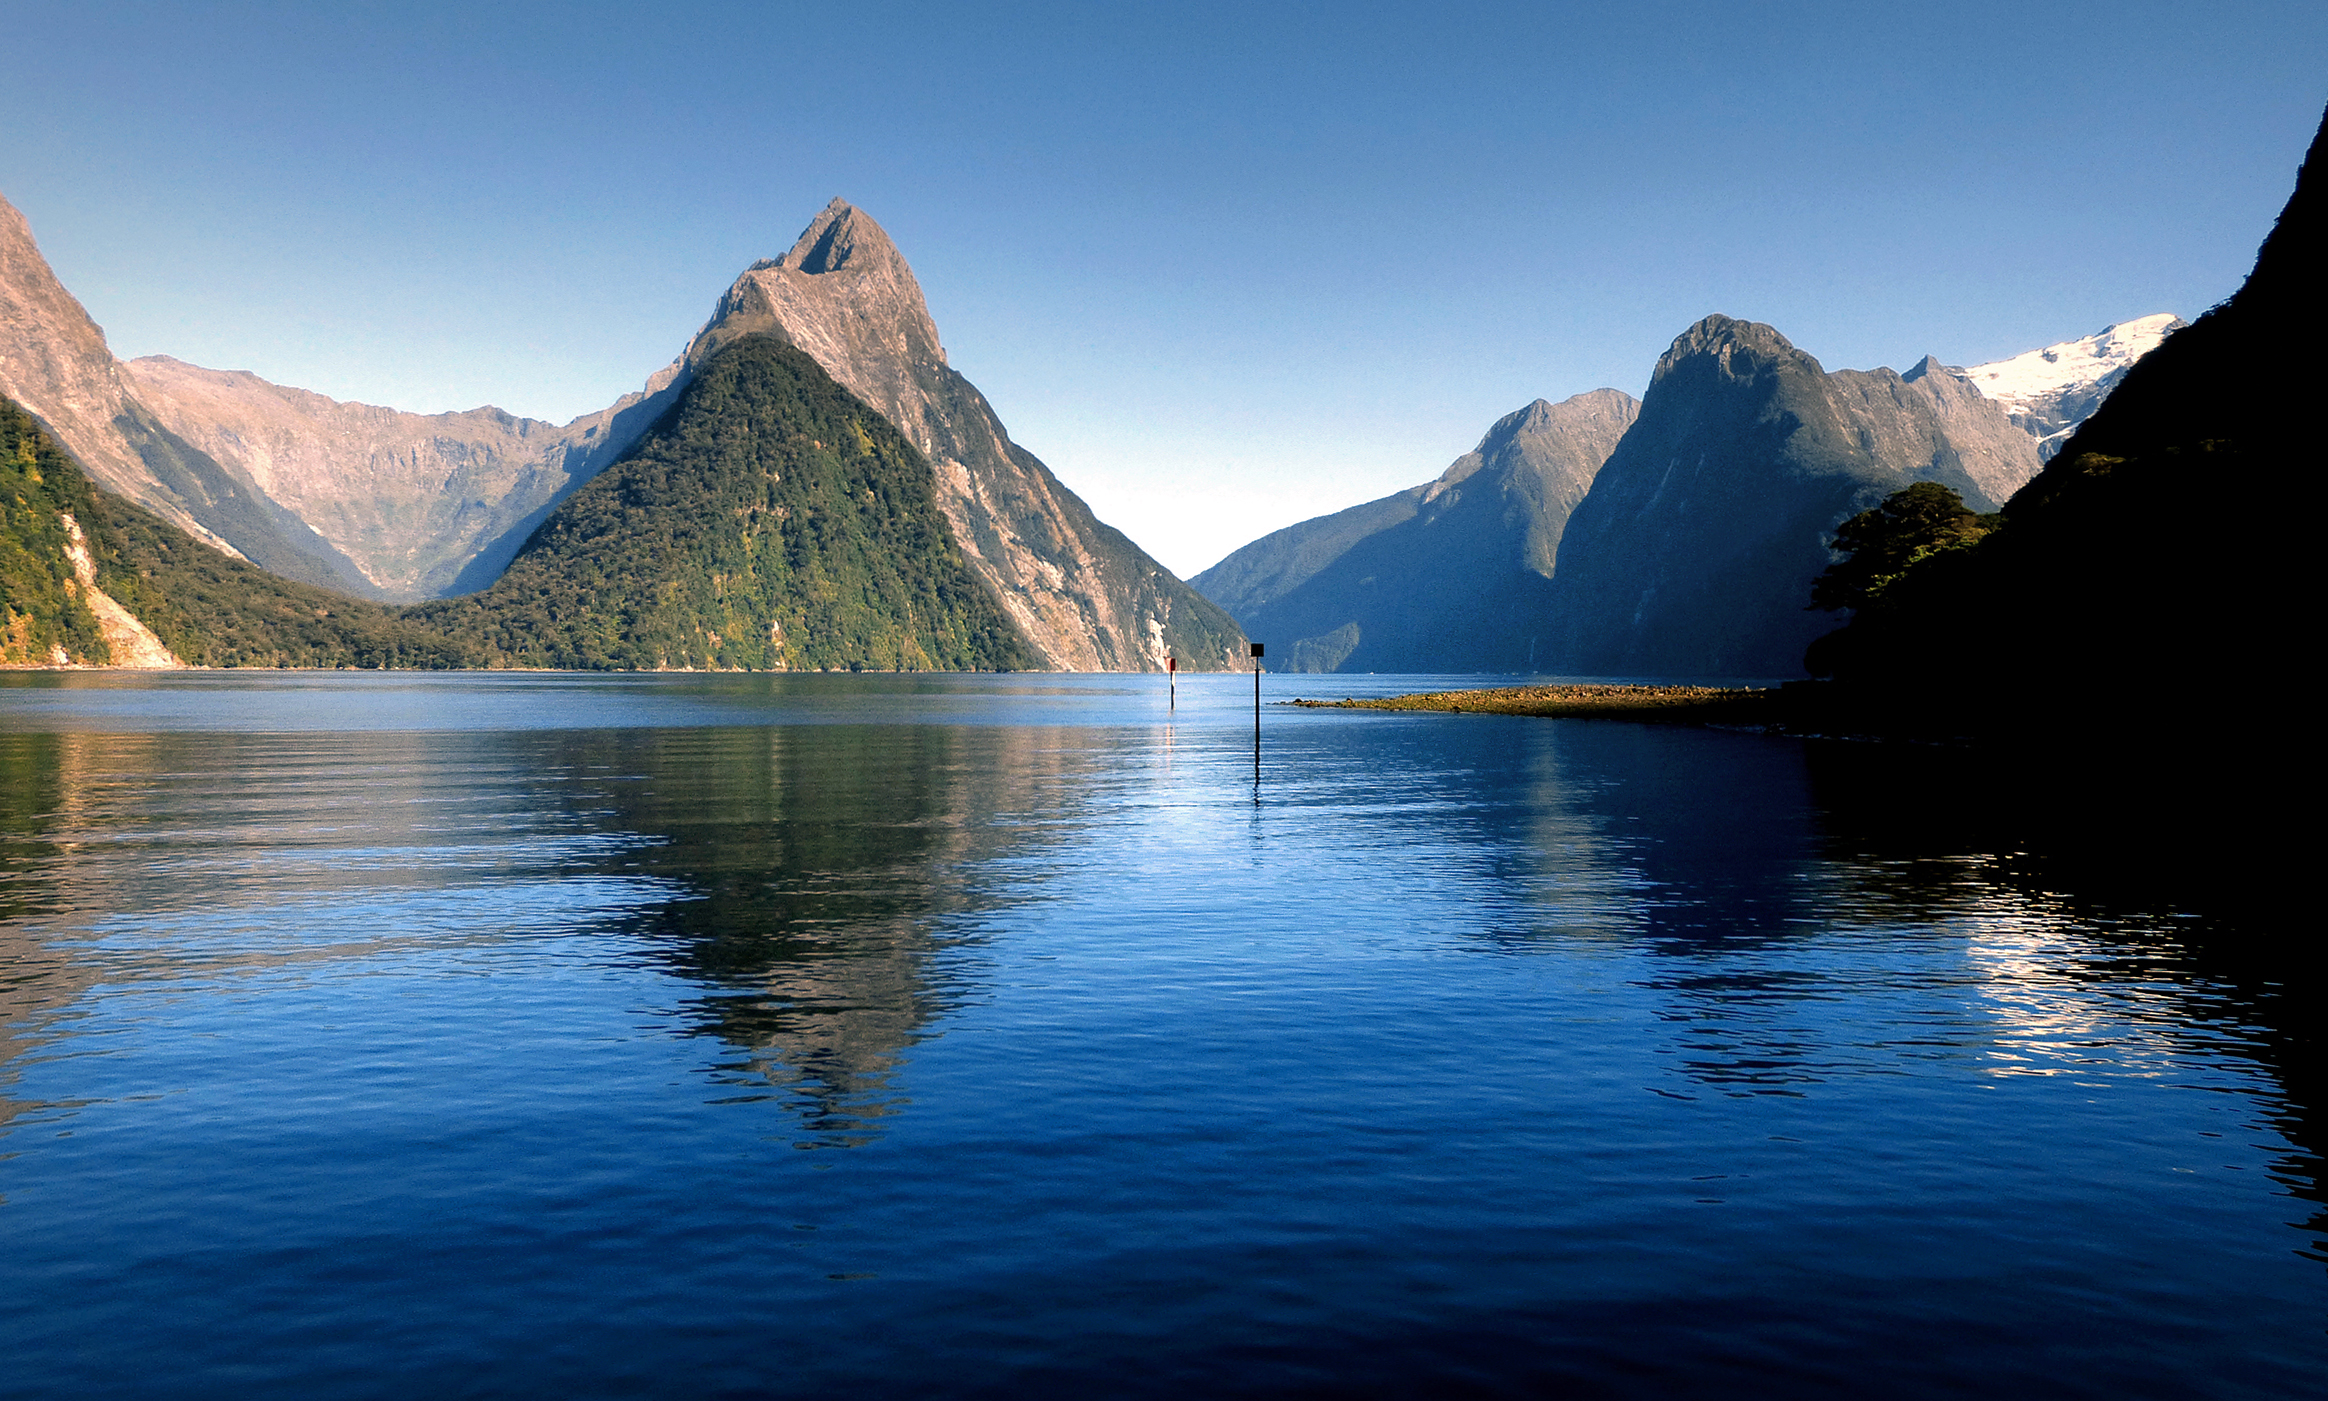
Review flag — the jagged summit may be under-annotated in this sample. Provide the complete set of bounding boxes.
[1652,314,1810,383]
[692,200,946,379]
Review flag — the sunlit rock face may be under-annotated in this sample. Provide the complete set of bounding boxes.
[0,192,374,592]
[1539,314,2040,678]
[683,201,1243,672]
[120,357,688,600]
[1191,389,1639,673]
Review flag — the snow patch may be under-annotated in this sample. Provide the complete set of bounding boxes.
[1960,313,2184,410]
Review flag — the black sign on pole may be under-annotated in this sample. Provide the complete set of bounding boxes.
[1249,643,1263,784]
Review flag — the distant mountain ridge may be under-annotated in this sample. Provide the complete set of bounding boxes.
[1192,389,1638,672]
[122,355,686,599]
[0,194,383,595]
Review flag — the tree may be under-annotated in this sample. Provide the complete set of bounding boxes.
[1809,482,1996,613]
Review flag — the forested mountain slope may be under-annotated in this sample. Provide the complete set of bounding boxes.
[419,336,1035,672]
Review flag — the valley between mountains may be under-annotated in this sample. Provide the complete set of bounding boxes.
[0,185,2200,678]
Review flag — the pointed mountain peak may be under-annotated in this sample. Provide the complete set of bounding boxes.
[690,199,946,382]
[780,199,903,277]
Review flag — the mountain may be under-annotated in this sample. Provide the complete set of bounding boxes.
[1957,313,2185,459]
[122,355,687,600]
[7,336,1034,673]
[0,193,383,595]
[14,192,1239,670]
[417,335,1035,672]
[1539,315,2042,678]
[2,396,480,668]
[1190,389,1638,672]
[1810,105,2323,725]
[674,200,1243,671]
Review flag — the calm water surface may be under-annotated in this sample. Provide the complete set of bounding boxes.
[0,672,2318,1398]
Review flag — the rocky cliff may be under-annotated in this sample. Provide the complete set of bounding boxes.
[675,200,1243,671]
[1192,389,1638,672]
[1540,315,2039,678]
[123,355,685,599]
[0,193,380,594]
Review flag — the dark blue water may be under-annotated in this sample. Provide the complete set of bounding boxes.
[0,672,2319,1398]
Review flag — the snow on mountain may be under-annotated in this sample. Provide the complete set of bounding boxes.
[1959,313,2185,459]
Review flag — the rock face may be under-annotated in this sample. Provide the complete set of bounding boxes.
[123,355,686,599]
[1899,356,2050,506]
[1191,390,1638,672]
[1540,315,2040,678]
[675,200,1244,671]
[1958,314,2185,459]
[0,192,380,594]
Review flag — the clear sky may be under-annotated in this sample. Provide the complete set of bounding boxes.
[5,1,2322,575]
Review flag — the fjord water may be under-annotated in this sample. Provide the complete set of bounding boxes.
[0,673,2318,1398]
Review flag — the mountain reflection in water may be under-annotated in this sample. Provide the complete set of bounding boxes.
[554,725,1095,1146]
[0,671,2319,1399]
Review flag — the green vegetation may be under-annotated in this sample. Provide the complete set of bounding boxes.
[0,400,110,664]
[1807,482,1997,614]
[422,336,1035,671]
[4,400,475,667]
[87,495,483,668]
[6,336,1044,672]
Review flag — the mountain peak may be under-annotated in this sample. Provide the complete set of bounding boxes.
[1652,314,1812,386]
[781,198,899,277]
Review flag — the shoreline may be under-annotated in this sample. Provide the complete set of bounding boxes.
[1290,683,1783,726]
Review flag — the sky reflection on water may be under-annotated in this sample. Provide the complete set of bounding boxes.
[0,672,2318,1398]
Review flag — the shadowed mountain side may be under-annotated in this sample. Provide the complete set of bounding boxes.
[0,194,382,596]
[682,200,1245,671]
[1540,316,2038,678]
[417,335,1036,672]
[1189,489,1431,623]
[127,355,690,600]
[1193,391,1638,673]
[1808,104,2324,735]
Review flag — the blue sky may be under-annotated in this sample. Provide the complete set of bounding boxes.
[5,1,2322,574]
